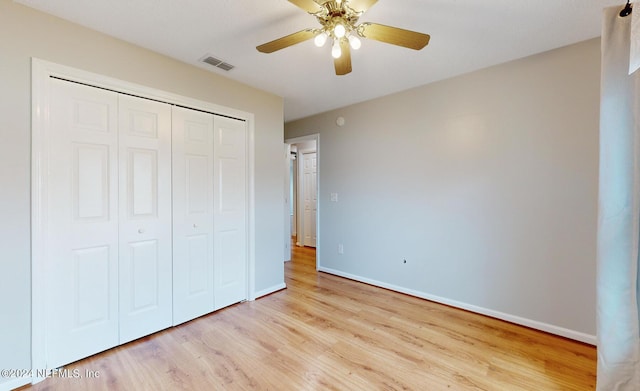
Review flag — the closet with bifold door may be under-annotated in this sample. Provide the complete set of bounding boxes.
[42,77,248,370]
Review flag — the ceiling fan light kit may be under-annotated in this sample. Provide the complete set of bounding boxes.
[256,0,431,75]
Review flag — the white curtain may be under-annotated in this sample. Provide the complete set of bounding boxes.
[597,5,640,390]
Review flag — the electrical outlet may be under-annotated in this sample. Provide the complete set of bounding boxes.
[331,193,338,202]
[338,244,344,254]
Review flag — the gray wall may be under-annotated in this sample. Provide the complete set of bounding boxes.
[286,38,600,340]
[0,1,284,387]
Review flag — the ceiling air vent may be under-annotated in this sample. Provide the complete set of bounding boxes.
[201,55,234,71]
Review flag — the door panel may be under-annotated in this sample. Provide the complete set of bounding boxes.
[172,107,215,325]
[73,246,111,326]
[127,240,160,312]
[128,149,158,217]
[186,234,209,293]
[186,156,208,213]
[46,79,119,369]
[217,230,243,285]
[118,95,172,343]
[303,152,317,247]
[213,116,248,310]
[74,144,110,221]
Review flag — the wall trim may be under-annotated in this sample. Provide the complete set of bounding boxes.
[254,283,287,299]
[31,58,257,382]
[317,266,597,345]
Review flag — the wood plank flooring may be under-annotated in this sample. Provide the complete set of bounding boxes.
[21,242,596,390]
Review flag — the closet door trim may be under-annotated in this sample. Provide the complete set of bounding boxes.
[31,58,256,380]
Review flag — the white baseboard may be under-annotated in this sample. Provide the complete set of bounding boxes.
[253,282,287,300]
[317,266,596,345]
[0,377,30,391]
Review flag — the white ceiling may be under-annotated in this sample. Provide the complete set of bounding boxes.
[16,0,623,121]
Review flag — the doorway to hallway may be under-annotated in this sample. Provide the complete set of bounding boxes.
[285,134,319,269]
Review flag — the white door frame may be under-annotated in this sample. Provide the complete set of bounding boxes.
[31,58,256,379]
[284,134,320,268]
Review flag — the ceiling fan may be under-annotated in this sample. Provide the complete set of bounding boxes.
[256,0,431,76]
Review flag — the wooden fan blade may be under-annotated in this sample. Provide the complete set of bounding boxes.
[288,0,322,13]
[347,0,378,13]
[360,23,430,50]
[334,39,352,75]
[256,29,316,53]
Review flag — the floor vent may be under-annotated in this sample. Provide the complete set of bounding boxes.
[201,55,234,71]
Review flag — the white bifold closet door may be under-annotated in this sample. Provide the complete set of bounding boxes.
[172,109,248,318]
[45,80,173,367]
[212,115,248,310]
[44,77,247,369]
[46,79,120,369]
[172,107,215,325]
[117,95,173,344]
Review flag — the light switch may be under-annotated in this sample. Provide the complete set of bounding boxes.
[330,193,338,202]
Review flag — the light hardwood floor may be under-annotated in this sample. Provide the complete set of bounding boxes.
[21,242,596,390]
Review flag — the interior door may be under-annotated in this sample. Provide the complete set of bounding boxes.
[303,152,317,247]
[172,106,215,325]
[118,94,173,343]
[284,144,292,262]
[46,79,119,369]
[213,115,248,310]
